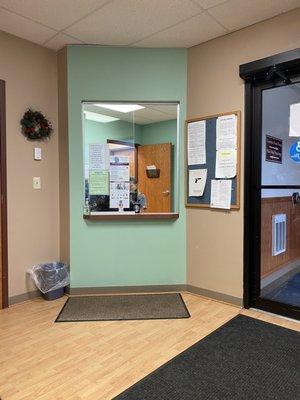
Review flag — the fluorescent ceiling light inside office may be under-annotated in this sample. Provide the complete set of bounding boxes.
[84,111,119,123]
[94,103,145,113]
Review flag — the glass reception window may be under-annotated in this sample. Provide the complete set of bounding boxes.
[82,102,179,216]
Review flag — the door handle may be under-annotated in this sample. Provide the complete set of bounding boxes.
[292,192,300,204]
[162,190,170,196]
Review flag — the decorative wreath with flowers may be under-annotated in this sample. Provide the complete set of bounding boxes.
[20,108,53,141]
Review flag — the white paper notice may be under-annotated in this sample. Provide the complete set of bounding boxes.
[216,114,237,150]
[109,156,130,182]
[189,169,207,197]
[110,155,130,165]
[89,143,109,170]
[146,165,157,170]
[109,182,130,208]
[110,164,130,182]
[210,179,232,210]
[187,121,206,165]
[215,149,237,178]
[289,103,300,137]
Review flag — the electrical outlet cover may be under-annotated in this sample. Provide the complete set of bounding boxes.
[33,177,41,189]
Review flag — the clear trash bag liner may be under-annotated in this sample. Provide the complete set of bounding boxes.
[27,262,69,293]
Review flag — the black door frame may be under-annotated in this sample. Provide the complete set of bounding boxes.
[240,49,300,320]
[0,80,8,309]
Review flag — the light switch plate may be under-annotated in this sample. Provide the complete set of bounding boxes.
[34,147,42,160]
[33,177,41,189]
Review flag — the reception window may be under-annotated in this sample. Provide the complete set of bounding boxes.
[82,102,179,219]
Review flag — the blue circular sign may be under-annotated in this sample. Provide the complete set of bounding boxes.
[290,142,300,163]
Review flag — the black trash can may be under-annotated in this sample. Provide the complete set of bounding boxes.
[42,286,64,301]
[35,262,68,301]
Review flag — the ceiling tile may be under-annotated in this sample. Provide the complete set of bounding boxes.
[85,103,177,124]
[44,33,83,51]
[132,13,227,48]
[65,0,201,45]
[0,0,109,31]
[192,0,228,9]
[0,8,56,45]
[147,105,178,116]
[85,103,132,120]
[134,107,177,122]
[0,0,297,51]
[208,0,300,31]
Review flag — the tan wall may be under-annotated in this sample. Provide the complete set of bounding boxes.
[187,9,300,300]
[0,30,59,298]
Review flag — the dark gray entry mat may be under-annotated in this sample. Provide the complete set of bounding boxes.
[55,293,190,322]
[114,315,299,400]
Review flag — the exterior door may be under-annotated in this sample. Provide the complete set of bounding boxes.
[259,82,300,317]
[137,143,171,213]
[0,80,8,309]
[241,49,300,320]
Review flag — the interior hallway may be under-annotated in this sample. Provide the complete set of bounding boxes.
[0,292,299,400]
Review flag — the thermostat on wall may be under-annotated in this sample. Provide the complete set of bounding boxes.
[34,147,42,160]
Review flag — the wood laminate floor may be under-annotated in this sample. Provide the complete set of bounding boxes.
[0,292,299,400]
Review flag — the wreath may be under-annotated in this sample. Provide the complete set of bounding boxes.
[21,108,53,141]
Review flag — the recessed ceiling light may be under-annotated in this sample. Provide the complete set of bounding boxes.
[84,111,119,123]
[94,103,145,113]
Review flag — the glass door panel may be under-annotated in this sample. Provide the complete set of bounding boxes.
[260,83,300,308]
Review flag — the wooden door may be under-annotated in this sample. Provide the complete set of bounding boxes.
[0,80,7,309]
[137,143,171,213]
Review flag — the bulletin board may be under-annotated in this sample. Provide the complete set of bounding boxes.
[185,110,241,210]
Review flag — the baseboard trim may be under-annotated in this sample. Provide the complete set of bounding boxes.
[69,284,187,295]
[9,290,41,305]
[8,285,243,308]
[186,285,243,307]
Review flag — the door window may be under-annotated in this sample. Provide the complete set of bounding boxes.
[260,83,300,309]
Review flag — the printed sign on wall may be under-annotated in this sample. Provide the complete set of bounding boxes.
[290,141,300,163]
[266,135,282,164]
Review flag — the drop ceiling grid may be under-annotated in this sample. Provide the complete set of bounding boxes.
[0,0,299,50]
[64,0,205,46]
[85,103,178,125]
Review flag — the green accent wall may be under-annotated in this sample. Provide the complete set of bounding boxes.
[84,119,139,144]
[140,119,176,146]
[84,118,176,145]
[67,46,187,288]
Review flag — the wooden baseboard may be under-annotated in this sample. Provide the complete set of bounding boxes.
[9,290,41,305]
[8,285,243,308]
[69,284,186,295]
[186,285,243,307]
[69,284,243,306]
